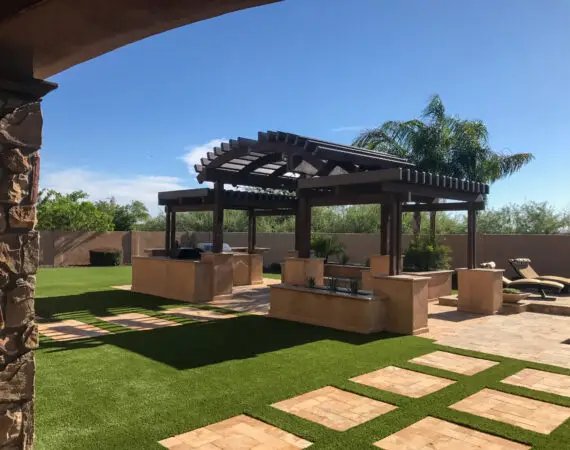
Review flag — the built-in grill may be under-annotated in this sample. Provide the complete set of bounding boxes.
[170,247,204,260]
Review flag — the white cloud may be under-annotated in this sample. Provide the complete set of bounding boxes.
[180,138,226,174]
[331,125,367,133]
[40,168,187,215]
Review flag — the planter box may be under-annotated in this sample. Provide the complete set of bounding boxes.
[503,292,531,303]
[403,270,453,302]
[324,263,367,279]
[269,284,387,334]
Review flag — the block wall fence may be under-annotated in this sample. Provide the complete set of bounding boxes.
[37,231,570,278]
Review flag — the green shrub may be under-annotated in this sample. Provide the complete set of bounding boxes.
[89,248,122,266]
[311,234,345,263]
[503,287,521,294]
[307,276,316,288]
[403,236,451,272]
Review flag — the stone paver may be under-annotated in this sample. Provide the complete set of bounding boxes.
[39,319,110,341]
[350,366,454,398]
[427,304,570,369]
[450,388,570,434]
[410,350,499,375]
[166,307,237,321]
[111,285,132,291]
[98,312,180,331]
[159,414,311,449]
[374,416,530,449]
[502,368,570,398]
[271,386,396,431]
[206,278,279,316]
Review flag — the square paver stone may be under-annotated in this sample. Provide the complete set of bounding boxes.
[111,285,132,291]
[350,366,455,398]
[166,307,237,321]
[410,351,499,375]
[374,416,530,450]
[39,320,110,341]
[158,414,311,449]
[450,388,570,434]
[271,386,396,431]
[98,312,180,331]
[502,368,570,398]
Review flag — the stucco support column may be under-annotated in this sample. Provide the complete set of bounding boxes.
[0,78,56,450]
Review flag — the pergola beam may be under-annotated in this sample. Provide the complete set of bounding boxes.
[403,201,485,212]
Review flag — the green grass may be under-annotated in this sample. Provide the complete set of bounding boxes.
[35,267,570,449]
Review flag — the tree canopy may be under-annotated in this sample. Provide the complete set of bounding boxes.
[37,190,150,232]
[353,94,534,183]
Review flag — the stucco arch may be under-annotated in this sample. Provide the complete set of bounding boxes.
[0,0,279,79]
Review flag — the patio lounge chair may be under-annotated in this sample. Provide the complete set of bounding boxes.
[508,258,570,292]
[480,261,564,299]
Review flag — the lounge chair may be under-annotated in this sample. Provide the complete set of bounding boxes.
[508,258,570,292]
[480,261,564,299]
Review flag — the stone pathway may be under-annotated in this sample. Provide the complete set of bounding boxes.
[158,415,311,449]
[165,307,237,321]
[98,312,180,331]
[410,350,498,375]
[502,368,570,398]
[427,304,570,369]
[208,281,278,316]
[271,386,396,431]
[450,388,570,434]
[350,366,455,398]
[374,417,530,450]
[39,319,110,341]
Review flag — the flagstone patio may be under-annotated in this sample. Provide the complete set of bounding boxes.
[98,312,181,331]
[450,388,570,434]
[271,386,396,431]
[165,307,237,321]
[409,350,499,375]
[501,368,570,398]
[374,416,530,450]
[158,415,312,449]
[350,366,455,398]
[38,319,110,341]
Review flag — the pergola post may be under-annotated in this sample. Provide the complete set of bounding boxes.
[164,206,171,253]
[389,197,403,275]
[170,210,177,250]
[295,194,311,258]
[467,206,477,269]
[247,208,256,254]
[380,203,390,255]
[212,181,224,253]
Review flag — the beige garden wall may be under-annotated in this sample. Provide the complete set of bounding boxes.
[38,231,570,277]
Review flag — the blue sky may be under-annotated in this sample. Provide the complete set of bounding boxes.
[42,0,570,214]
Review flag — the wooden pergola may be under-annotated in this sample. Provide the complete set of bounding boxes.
[159,130,489,274]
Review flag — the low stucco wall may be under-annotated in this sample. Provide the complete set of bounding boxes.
[131,256,213,303]
[269,284,387,334]
[403,270,453,302]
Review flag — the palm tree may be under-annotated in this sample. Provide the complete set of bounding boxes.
[353,95,534,239]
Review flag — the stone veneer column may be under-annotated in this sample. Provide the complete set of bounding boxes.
[0,80,54,450]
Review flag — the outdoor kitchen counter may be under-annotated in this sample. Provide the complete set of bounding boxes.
[131,256,213,303]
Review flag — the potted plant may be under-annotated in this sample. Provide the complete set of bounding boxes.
[503,288,531,303]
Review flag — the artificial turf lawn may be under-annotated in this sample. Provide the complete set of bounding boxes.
[35,267,570,449]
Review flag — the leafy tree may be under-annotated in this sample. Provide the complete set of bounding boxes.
[37,190,115,232]
[478,202,570,234]
[353,95,534,238]
[95,197,150,231]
